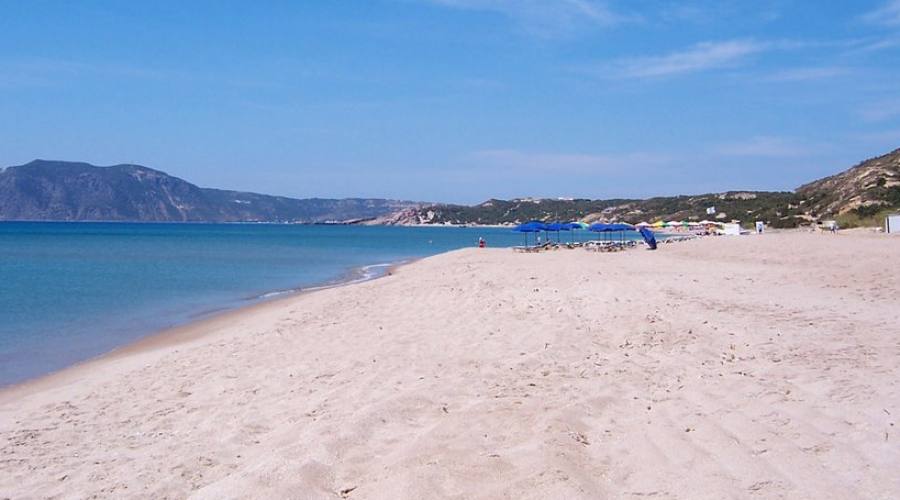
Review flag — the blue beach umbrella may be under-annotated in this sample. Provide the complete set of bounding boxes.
[560,222,582,242]
[614,223,635,242]
[639,227,657,250]
[513,221,546,246]
[589,223,610,242]
[513,221,547,231]
[590,222,635,243]
[565,222,589,243]
[544,221,568,242]
[610,223,634,242]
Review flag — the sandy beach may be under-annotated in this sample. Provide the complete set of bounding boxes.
[1,232,899,499]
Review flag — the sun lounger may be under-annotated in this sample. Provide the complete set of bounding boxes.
[584,241,614,252]
[513,241,557,253]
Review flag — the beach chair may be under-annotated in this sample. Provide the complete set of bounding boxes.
[583,241,601,252]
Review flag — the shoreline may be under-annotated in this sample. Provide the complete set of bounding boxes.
[2,233,897,498]
[1,221,526,391]
[0,228,864,395]
[0,256,415,403]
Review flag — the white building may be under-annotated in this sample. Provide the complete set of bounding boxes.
[720,223,743,236]
[886,213,900,234]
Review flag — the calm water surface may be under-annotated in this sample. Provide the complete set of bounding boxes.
[0,222,531,386]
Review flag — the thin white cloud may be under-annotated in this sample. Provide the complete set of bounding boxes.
[851,36,900,53]
[458,76,505,90]
[853,128,900,144]
[0,73,55,88]
[590,37,862,81]
[657,4,716,24]
[859,100,900,122]
[601,40,766,79]
[0,57,283,91]
[0,58,187,87]
[762,66,848,82]
[27,59,176,80]
[712,136,817,158]
[469,149,670,174]
[861,0,900,26]
[422,0,627,37]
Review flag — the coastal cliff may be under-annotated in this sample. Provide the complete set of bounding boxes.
[0,160,419,223]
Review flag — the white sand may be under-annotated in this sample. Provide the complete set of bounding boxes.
[1,232,899,499]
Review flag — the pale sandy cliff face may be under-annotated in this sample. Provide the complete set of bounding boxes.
[797,148,900,215]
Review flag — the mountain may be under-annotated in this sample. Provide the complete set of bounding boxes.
[0,160,419,223]
[386,147,900,228]
[5,148,898,226]
[797,147,900,218]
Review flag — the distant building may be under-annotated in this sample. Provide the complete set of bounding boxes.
[886,213,900,234]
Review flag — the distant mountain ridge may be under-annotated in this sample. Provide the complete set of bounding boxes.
[4,148,898,226]
[0,160,420,223]
[384,146,900,228]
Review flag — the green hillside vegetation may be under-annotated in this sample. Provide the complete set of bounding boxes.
[416,191,804,228]
[404,147,900,228]
[618,191,803,228]
[418,198,626,225]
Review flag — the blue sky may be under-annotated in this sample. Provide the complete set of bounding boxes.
[2,1,899,203]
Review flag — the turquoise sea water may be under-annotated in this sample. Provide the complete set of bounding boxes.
[0,222,533,386]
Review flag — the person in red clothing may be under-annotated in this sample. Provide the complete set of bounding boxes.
[478,237,486,248]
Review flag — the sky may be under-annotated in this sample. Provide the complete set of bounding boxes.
[1,0,900,204]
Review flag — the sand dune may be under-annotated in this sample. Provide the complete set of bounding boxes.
[1,232,899,499]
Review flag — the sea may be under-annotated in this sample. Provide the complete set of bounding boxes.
[0,222,543,387]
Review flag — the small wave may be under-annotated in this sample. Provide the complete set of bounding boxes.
[312,261,397,289]
[249,260,403,301]
[256,289,298,299]
[358,262,394,279]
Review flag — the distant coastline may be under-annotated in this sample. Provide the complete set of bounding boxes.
[3,147,899,229]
